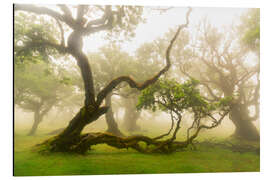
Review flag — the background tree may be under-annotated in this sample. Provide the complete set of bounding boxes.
[14,60,75,135]
[14,11,74,135]
[87,44,137,136]
[177,20,260,141]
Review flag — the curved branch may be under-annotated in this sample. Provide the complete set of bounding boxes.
[153,110,175,140]
[83,6,114,35]
[96,8,192,107]
[200,82,220,100]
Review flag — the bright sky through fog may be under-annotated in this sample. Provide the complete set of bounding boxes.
[83,7,247,54]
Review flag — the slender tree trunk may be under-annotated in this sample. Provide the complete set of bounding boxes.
[105,92,124,136]
[44,106,108,152]
[28,110,42,136]
[122,97,141,132]
[68,31,96,107]
[123,108,141,132]
[27,100,55,136]
[229,104,260,141]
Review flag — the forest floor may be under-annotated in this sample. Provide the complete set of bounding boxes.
[14,130,260,176]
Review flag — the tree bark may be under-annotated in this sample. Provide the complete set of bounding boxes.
[122,97,141,132]
[28,110,42,136]
[123,109,141,132]
[45,30,109,152]
[105,92,124,136]
[229,104,260,141]
[68,31,96,107]
[45,106,108,152]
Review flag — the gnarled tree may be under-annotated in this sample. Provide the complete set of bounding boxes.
[15,4,192,153]
[178,20,260,141]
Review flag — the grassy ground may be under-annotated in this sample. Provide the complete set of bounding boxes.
[14,131,260,176]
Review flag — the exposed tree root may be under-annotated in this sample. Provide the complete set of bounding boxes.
[36,109,229,155]
[36,132,190,154]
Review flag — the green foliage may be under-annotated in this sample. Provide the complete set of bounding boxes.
[88,43,165,94]
[137,79,231,117]
[239,9,260,52]
[88,44,137,92]
[14,12,60,64]
[14,60,76,112]
[15,61,57,104]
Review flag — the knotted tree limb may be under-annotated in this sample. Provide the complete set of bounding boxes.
[96,8,192,107]
[39,108,229,154]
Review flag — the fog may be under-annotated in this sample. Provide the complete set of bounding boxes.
[14,5,260,150]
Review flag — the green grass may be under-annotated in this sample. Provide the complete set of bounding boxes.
[14,132,260,176]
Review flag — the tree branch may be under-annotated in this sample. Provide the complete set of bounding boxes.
[16,39,68,56]
[57,5,73,19]
[187,110,229,143]
[153,110,175,140]
[83,6,114,35]
[96,8,192,107]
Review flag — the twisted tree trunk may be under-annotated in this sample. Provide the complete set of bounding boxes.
[105,92,124,136]
[122,97,141,132]
[230,104,259,141]
[40,30,109,152]
[28,102,54,136]
[28,110,42,136]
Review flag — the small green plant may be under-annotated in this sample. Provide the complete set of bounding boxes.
[137,78,231,143]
